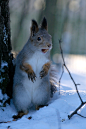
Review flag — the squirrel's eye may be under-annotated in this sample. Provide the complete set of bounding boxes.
[37,37,41,41]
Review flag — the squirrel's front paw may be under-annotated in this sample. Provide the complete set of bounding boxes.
[40,62,50,79]
[40,69,48,79]
[28,71,36,83]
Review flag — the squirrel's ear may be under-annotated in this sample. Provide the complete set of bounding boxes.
[41,17,47,31]
[31,20,38,36]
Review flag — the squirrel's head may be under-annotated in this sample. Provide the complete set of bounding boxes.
[30,17,52,54]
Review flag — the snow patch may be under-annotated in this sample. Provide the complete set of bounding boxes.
[3,25,8,44]
[0,89,9,106]
[1,61,8,69]
[78,104,86,117]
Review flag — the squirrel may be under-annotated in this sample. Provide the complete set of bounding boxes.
[13,17,58,119]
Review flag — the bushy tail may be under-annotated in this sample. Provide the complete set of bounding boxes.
[50,65,59,97]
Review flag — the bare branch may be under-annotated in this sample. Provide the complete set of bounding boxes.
[59,39,86,119]
[77,112,86,118]
[59,39,83,103]
[68,102,86,119]
[59,64,64,95]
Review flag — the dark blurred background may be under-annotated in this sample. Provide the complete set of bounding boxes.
[9,0,86,74]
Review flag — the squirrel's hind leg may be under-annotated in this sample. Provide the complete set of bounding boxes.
[13,84,31,115]
[36,104,48,110]
[13,110,28,119]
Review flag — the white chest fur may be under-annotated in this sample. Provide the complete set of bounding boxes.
[26,51,49,77]
[23,51,49,102]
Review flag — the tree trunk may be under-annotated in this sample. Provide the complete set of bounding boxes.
[0,0,14,104]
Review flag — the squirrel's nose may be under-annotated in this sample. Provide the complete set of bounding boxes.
[47,44,51,48]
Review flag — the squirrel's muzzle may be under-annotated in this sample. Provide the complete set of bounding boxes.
[47,44,51,48]
[41,49,49,53]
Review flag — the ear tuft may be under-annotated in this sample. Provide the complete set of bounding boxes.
[31,19,38,36]
[32,20,38,29]
[41,17,47,30]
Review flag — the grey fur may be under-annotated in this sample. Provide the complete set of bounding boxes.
[13,18,58,113]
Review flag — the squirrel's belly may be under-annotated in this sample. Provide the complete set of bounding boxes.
[23,75,42,102]
[27,51,49,77]
[23,51,49,102]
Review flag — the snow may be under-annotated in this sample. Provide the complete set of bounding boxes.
[0,90,8,102]
[0,90,9,107]
[0,61,8,83]
[78,104,86,117]
[1,61,8,69]
[3,25,8,44]
[0,66,86,129]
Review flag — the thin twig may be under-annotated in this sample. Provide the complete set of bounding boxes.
[59,39,86,119]
[59,39,83,103]
[59,64,64,95]
[77,112,86,118]
[68,102,86,119]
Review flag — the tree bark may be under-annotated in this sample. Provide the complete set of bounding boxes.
[0,0,14,101]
